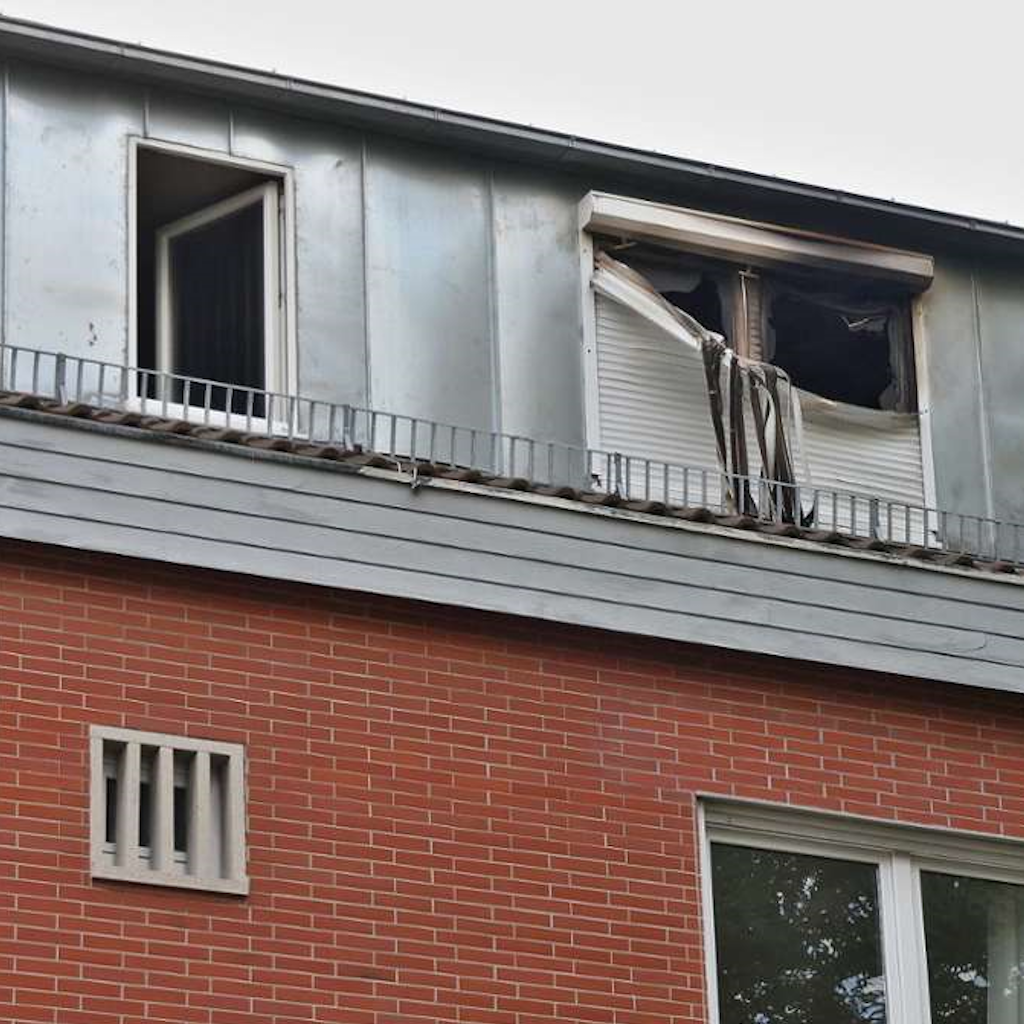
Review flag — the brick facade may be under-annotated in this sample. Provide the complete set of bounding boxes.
[4,539,1024,1023]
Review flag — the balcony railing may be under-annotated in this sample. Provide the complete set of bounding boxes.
[1,342,1022,568]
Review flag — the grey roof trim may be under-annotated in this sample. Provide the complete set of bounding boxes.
[0,15,1021,247]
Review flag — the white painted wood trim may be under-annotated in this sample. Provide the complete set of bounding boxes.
[580,191,934,288]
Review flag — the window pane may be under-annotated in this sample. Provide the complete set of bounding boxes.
[922,871,1024,1023]
[711,843,887,1024]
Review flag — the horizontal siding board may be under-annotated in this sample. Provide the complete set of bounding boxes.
[2,469,1020,666]
[7,503,1018,692]
[4,427,1024,642]
[2,415,1024,693]
[1,412,1017,610]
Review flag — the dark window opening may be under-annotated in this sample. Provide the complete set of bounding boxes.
[769,284,914,411]
[662,275,727,338]
[135,147,278,414]
[604,243,734,341]
[104,776,117,844]
[601,240,917,411]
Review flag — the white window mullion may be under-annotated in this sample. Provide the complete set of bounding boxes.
[89,732,107,871]
[115,741,140,868]
[150,746,175,873]
[189,749,212,879]
[897,856,932,1024]
[223,754,245,885]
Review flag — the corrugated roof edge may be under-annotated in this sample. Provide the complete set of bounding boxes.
[0,14,1021,249]
[2,390,1020,580]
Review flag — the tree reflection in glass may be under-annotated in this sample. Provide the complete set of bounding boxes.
[922,871,1024,1024]
[711,843,887,1023]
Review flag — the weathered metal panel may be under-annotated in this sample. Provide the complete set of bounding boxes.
[232,108,367,406]
[975,262,1024,525]
[917,258,990,518]
[145,87,230,152]
[491,172,585,442]
[364,141,493,430]
[5,62,141,364]
[4,413,1024,691]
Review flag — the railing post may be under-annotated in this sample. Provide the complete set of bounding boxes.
[54,353,67,404]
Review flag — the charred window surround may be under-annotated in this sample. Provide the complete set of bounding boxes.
[597,244,919,413]
[582,191,932,413]
[131,140,295,417]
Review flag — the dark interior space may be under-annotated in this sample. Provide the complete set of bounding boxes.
[608,242,733,339]
[135,147,273,390]
[662,275,726,337]
[769,283,913,410]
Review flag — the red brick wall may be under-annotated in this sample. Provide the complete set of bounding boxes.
[4,539,1024,1024]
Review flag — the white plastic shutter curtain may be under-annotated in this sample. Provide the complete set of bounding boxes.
[593,291,724,506]
[591,260,926,535]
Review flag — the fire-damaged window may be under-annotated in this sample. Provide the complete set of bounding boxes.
[134,143,291,417]
[765,275,916,412]
[605,242,916,412]
[584,194,933,530]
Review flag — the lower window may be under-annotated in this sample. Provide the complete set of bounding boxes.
[704,803,1024,1024]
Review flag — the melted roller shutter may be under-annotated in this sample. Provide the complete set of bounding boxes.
[594,292,721,504]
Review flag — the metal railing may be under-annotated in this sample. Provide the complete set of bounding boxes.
[1,342,1021,567]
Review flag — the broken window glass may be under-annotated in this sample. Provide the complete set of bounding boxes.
[766,280,915,411]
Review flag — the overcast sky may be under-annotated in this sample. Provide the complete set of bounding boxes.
[6,0,1019,225]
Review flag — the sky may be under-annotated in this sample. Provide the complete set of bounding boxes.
[4,0,1020,226]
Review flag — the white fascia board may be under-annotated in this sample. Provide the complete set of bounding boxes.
[579,191,935,289]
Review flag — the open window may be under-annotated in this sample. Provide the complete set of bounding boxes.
[581,192,934,532]
[134,143,293,419]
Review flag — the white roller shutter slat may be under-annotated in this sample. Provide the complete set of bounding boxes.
[594,291,926,534]
[595,294,721,505]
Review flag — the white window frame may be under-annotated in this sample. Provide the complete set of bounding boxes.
[127,137,298,428]
[699,799,1024,1024]
[90,725,248,895]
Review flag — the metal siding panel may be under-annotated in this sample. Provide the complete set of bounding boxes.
[975,263,1024,525]
[364,142,493,430]
[5,62,141,364]
[492,172,585,442]
[232,109,367,406]
[918,258,990,518]
[145,88,230,151]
